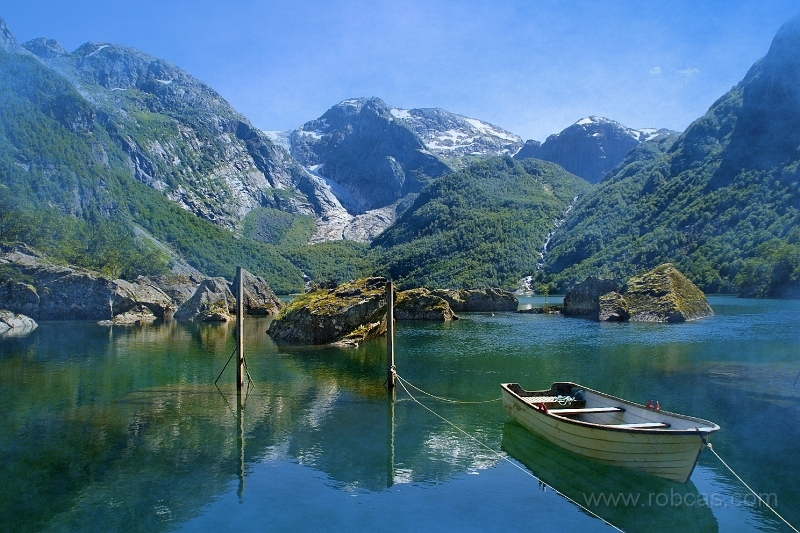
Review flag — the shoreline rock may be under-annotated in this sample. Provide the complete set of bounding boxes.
[0,243,281,323]
[0,309,37,336]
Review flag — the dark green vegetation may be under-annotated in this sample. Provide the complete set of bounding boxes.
[0,190,168,279]
[538,15,800,298]
[372,157,592,289]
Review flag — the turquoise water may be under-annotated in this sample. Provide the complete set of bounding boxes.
[0,296,798,533]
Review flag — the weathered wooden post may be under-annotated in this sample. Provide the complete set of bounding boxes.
[236,266,245,391]
[386,280,396,391]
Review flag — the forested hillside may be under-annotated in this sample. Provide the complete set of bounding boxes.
[372,157,592,290]
[538,14,800,297]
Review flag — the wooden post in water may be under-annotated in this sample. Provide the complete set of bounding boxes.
[386,280,396,392]
[236,266,245,391]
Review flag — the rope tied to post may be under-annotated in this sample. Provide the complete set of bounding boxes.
[394,377,624,532]
[394,373,501,404]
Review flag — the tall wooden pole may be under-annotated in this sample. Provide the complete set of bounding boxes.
[386,280,396,391]
[236,266,244,391]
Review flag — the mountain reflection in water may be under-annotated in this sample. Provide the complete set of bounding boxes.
[0,296,798,533]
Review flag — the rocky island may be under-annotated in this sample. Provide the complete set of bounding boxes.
[563,263,713,323]
[267,278,518,347]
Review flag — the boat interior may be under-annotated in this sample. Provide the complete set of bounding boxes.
[505,382,718,432]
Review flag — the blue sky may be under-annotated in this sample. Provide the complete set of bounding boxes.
[3,1,798,141]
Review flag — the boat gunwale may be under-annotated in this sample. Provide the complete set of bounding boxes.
[501,382,721,436]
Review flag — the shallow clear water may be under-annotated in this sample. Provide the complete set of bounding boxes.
[1,296,798,533]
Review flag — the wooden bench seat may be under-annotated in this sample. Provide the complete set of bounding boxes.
[613,422,671,429]
[548,407,625,415]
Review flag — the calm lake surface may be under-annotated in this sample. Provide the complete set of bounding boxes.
[1,296,798,533]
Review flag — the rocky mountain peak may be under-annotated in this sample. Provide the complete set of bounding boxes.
[0,17,23,53]
[683,11,800,182]
[515,116,676,183]
[285,97,526,242]
[290,97,450,212]
[23,37,68,58]
[387,105,523,163]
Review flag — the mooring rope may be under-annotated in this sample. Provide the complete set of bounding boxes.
[706,443,799,533]
[395,374,501,404]
[395,378,625,533]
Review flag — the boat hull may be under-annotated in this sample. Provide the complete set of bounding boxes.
[501,382,719,483]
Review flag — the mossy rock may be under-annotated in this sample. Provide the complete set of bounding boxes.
[395,288,457,321]
[268,277,389,345]
[604,264,713,323]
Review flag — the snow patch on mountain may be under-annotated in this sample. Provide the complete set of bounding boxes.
[387,105,523,161]
[263,130,291,152]
[572,116,672,143]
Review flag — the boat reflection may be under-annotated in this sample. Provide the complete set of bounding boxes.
[501,420,718,533]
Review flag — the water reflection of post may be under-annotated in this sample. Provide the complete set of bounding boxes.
[236,266,246,500]
[387,393,395,488]
[237,388,245,501]
[386,280,396,392]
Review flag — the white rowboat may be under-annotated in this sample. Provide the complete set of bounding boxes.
[501,382,720,483]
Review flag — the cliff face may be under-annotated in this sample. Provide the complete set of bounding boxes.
[2,22,313,232]
[0,244,280,322]
[562,277,621,319]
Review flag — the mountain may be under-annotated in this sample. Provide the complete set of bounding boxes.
[273,97,524,243]
[515,116,677,183]
[538,14,800,297]
[4,14,799,298]
[15,37,314,228]
[0,19,311,291]
[0,18,23,53]
[372,157,592,290]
